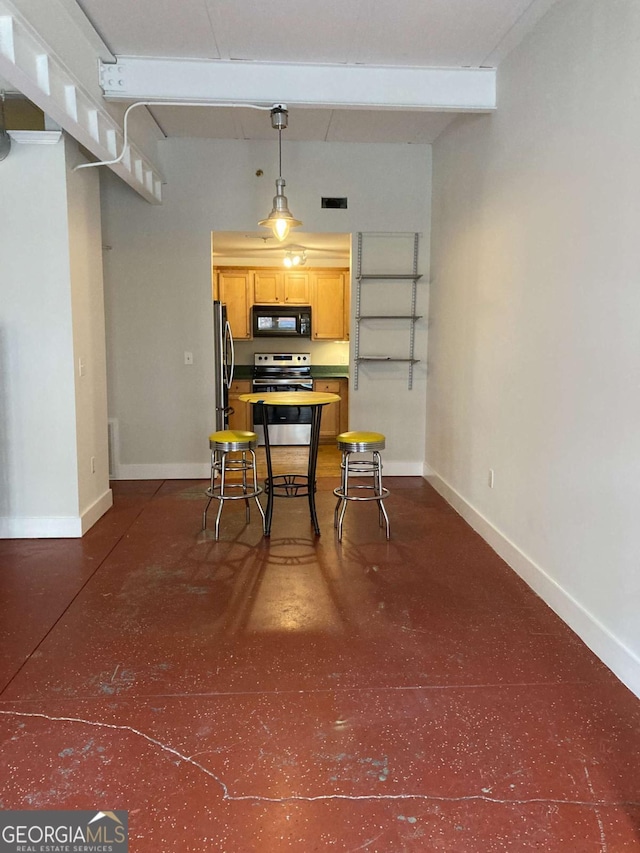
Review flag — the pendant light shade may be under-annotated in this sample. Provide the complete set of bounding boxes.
[259,106,302,241]
[259,178,302,242]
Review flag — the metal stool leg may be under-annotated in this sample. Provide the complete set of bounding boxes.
[336,451,351,542]
[334,449,347,529]
[250,448,266,532]
[213,450,228,541]
[202,448,217,530]
[241,450,251,523]
[374,451,390,538]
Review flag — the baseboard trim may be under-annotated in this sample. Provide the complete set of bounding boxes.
[0,488,113,539]
[424,466,640,700]
[0,515,83,538]
[81,488,114,534]
[385,461,424,476]
[114,463,210,480]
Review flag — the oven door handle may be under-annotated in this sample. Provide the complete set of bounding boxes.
[252,380,314,389]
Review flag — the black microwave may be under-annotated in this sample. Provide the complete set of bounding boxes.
[252,305,312,338]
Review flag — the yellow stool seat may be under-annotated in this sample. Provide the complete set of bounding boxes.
[333,430,390,541]
[336,431,386,452]
[209,430,258,448]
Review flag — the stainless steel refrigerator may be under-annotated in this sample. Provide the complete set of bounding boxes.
[212,300,235,431]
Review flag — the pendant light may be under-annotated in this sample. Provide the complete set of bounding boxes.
[259,105,302,242]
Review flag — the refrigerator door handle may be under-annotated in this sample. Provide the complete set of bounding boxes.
[223,319,235,389]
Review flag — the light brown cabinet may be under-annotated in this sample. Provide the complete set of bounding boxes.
[252,269,310,305]
[216,270,251,340]
[227,380,252,432]
[314,378,348,442]
[253,270,282,304]
[311,271,349,341]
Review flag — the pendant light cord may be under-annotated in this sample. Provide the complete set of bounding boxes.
[73,100,273,172]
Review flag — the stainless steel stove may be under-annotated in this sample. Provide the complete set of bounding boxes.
[252,353,313,445]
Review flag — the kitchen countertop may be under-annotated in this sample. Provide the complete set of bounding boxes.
[233,365,349,381]
[312,365,349,379]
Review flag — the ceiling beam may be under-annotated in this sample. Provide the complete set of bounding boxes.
[0,0,163,203]
[100,58,496,113]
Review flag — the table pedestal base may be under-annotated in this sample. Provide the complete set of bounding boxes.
[261,403,323,537]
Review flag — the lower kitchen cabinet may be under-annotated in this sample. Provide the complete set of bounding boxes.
[227,380,252,431]
[314,378,348,442]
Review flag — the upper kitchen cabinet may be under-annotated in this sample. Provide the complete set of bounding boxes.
[215,269,251,339]
[284,272,311,304]
[253,270,282,304]
[311,270,349,341]
[253,269,310,305]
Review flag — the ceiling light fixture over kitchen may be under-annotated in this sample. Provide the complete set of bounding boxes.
[283,248,307,268]
[259,105,302,242]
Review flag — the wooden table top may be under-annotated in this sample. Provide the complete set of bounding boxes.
[239,391,341,406]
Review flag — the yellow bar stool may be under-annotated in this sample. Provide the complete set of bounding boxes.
[202,430,266,540]
[333,431,390,541]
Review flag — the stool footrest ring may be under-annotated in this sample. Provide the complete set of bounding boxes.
[206,484,263,501]
[333,485,389,502]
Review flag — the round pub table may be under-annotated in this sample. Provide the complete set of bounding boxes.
[239,390,340,536]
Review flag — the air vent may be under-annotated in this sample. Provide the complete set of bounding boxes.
[321,197,348,209]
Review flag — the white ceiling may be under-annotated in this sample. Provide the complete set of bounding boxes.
[2,0,556,258]
[76,0,535,66]
[72,0,556,145]
[212,231,351,265]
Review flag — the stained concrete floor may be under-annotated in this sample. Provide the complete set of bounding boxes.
[1,477,639,851]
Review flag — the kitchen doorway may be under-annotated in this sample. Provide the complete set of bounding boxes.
[211,230,351,367]
[211,231,352,470]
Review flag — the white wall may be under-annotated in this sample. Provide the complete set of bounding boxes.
[65,139,113,531]
[427,0,640,696]
[0,135,111,537]
[101,138,431,479]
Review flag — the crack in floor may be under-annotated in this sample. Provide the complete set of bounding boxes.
[1,709,638,810]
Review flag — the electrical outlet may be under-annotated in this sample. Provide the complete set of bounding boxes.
[184,351,194,365]
[78,357,86,377]
[488,468,494,488]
